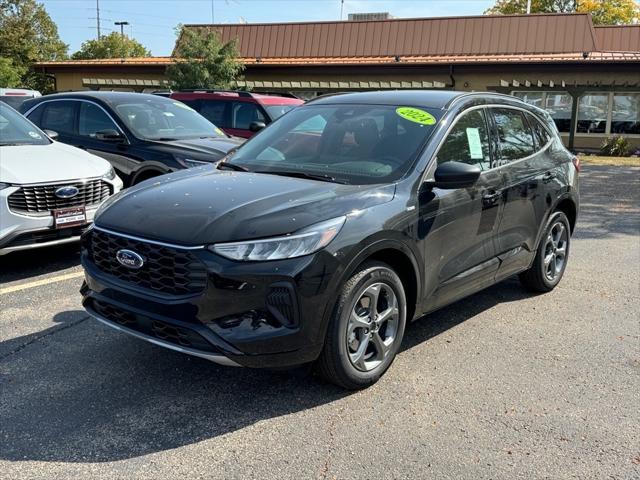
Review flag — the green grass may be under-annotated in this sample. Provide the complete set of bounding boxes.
[578,156,640,167]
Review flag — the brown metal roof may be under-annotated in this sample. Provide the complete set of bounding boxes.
[595,25,640,52]
[181,13,599,58]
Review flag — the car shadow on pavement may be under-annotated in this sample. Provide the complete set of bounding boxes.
[0,278,537,464]
[0,242,81,284]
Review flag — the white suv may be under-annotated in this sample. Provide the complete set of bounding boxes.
[0,103,123,255]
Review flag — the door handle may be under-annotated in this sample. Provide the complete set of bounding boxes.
[482,190,501,206]
[75,145,87,150]
[542,171,556,183]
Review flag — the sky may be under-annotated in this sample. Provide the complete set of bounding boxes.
[41,0,496,56]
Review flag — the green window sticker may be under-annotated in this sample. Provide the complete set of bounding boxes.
[396,107,436,126]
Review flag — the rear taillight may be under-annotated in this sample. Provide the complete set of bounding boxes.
[572,156,581,172]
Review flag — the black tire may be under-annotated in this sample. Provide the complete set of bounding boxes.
[316,261,407,389]
[519,211,571,293]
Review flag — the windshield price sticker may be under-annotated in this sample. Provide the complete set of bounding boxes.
[396,107,436,125]
[466,127,484,159]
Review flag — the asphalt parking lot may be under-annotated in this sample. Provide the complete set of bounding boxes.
[1,164,638,479]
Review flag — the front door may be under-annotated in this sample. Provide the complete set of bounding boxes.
[419,107,505,312]
[76,101,134,178]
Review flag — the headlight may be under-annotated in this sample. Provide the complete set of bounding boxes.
[102,166,117,180]
[0,182,11,191]
[175,156,210,169]
[210,216,346,261]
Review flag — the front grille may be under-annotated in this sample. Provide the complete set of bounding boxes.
[86,228,207,296]
[8,179,112,215]
[90,298,217,353]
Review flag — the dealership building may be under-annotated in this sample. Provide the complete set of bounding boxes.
[35,13,640,151]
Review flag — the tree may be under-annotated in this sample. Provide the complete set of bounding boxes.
[167,26,244,90]
[484,0,640,24]
[72,31,151,60]
[0,57,25,87]
[0,0,67,91]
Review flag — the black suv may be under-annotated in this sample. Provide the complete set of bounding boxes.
[80,91,579,389]
[21,92,243,185]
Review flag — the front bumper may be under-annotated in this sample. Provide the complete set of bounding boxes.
[80,227,343,368]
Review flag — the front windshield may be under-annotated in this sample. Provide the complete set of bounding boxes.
[0,102,49,146]
[264,104,297,120]
[114,98,225,141]
[227,104,440,185]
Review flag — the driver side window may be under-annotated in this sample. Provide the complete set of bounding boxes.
[79,102,118,138]
[436,109,491,171]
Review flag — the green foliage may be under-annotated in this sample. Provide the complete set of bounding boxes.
[0,0,68,91]
[600,136,630,156]
[167,26,244,90]
[0,56,25,87]
[72,31,151,60]
[485,0,639,24]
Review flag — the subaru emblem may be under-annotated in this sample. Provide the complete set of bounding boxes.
[116,249,145,269]
[55,185,79,199]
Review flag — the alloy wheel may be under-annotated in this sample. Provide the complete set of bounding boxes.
[346,282,399,372]
[543,221,568,282]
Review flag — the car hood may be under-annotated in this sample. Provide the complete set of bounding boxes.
[155,136,244,158]
[95,167,396,245]
[0,142,111,184]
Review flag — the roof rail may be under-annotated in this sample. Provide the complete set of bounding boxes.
[176,89,254,97]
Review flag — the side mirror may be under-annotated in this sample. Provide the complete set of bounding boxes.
[43,129,58,140]
[95,129,124,142]
[430,161,481,190]
[249,121,266,133]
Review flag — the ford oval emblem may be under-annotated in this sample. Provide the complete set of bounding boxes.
[55,185,80,199]
[116,249,145,269]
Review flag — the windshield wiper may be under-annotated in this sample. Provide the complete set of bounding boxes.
[217,161,249,172]
[254,170,346,184]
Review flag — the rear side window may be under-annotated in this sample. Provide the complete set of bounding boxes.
[491,108,535,164]
[39,101,77,135]
[231,102,266,130]
[437,109,491,170]
[199,100,228,127]
[525,112,551,149]
[78,102,118,137]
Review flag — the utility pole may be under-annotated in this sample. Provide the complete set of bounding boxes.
[340,0,344,20]
[114,21,129,37]
[96,0,101,38]
[526,0,532,14]
[211,0,215,23]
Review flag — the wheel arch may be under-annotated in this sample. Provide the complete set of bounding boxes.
[554,196,577,233]
[327,239,423,326]
[131,165,170,185]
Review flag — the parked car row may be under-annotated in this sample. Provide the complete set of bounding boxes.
[1,89,299,255]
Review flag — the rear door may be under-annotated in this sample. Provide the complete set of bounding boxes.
[421,107,506,310]
[30,100,78,144]
[489,107,556,279]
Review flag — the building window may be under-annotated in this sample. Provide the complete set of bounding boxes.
[577,94,609,134]
[611,93,640,135]
[544,93,572,133]
[512,91,573,133]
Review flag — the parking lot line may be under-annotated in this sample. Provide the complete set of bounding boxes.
[0,271,85,295]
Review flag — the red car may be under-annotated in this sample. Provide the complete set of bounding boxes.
[170,90,303,139]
